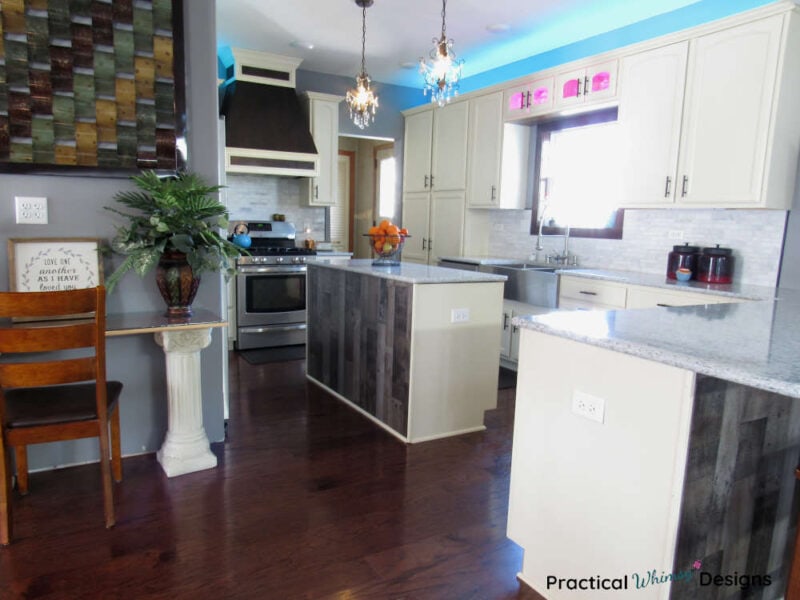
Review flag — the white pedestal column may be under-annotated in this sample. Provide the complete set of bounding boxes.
[154,328,218,477]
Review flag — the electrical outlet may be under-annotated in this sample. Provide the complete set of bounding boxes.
[451,308,470,323]
[571,390,605,424]
[15,196,48,224]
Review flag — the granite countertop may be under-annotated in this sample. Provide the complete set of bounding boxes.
[557,268,776,300]
[513,291,800,398]
[308,259,507,284]
[437,256,527,266]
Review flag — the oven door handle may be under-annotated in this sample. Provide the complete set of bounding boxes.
[239,324,307,335]
[237,266,307,275]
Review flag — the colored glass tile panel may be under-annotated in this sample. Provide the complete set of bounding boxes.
[95,98,117,143]
[75,121,98,165]
[32,116,55,163]
[26,14,51,63]
[69,0,92,18]
[153,0,172,31]
[0,117,9,160]
[47,0,72,40]
[91,1,113,46]
[10,141,33,162]
[136,149,157,169]
[113,28,135,74]
[93,50,115,96]
[54,121,76,141]
[71,23,94,68]
[115,78,137,121]
[153,36,174,79]
[29,70,53,115]
[113,0,133,25]
[2,0,26,34]
[9,90,32,137]
[117,124,137,157]
[133,6,154,53]
[156,128,176,169]
[52,94,75,124]
[54,143,77,165]
[134,56,155,100]
[73,72,96,119]
[136,102,156,146]
[49,45,74,92]
[155,80,174,124]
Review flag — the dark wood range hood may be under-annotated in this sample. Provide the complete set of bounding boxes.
[219,49,319,177]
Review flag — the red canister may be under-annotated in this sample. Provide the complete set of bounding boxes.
[696,245,734,284]
[666,243,700,280]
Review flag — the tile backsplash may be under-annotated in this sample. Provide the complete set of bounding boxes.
[487,208,787,287]
[223,174,326,241]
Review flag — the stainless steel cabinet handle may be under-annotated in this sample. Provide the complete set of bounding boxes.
[681,175,689,197]
[656,303,674,307]
[491,185,497,200]
[429,174,434,188]
[422,237,427,250]
[314,185,319,199]
[428,238,433,251]
[503,313,509,330]
[664,176,672,198]
[576,78,582,97]
[240,324,307,335]
[512,325,518,333]
[583,76,589,96]
[525,90,531,108]
[578,290,598,296]
[424,175,429,188]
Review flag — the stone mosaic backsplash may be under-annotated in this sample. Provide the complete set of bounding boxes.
[487,208,787,287]
[223,174,326,242]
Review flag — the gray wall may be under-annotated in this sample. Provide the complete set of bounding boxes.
[0,0,226,470]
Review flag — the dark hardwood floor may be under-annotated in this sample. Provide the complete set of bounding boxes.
[0,353,545,600]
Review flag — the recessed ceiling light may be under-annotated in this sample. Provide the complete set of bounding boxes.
[290,40,315,50]
[486,23,511,33]
[399,61,418,69]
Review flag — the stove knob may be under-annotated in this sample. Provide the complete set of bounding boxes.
[276,256,285,263]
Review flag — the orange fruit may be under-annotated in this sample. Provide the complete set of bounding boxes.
[386,224,399,236]
[368,225,380,236]
[399,227,408,236]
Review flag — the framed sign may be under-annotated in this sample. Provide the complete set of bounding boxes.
[0,0,186,177]
[8,237,104,292]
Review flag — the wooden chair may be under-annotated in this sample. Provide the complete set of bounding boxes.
[0,286,123,545]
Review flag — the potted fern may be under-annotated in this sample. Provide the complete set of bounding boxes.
[105,170,244,318]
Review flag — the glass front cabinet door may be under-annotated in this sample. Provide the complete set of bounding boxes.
[503,76,554,121]
[554,60,618,108]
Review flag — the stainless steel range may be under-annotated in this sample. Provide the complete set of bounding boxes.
[233,221,316,351]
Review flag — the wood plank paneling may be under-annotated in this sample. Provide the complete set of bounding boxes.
[308,267,412,436]
[671,375,800,599]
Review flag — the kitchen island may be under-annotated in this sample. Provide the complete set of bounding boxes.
[507,295,800,599]
[306,259,505,443]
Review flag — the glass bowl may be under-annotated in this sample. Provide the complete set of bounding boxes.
[363,233,409,266]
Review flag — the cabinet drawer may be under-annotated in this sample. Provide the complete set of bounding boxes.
[559,276,627,308]
[626,285,748,308]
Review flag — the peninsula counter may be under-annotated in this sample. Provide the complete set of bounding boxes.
[507,295,800,599]
[306,259,505,443]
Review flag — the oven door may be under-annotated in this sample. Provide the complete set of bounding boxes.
[236,265,306,328]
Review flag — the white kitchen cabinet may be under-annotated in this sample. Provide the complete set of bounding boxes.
[617,42,688,206]
[301,92,342,206]
[467,92,531,209]
[625,285,747,309]
[401,102,469,263]
[553,60,617,109]
[499,299,554,367]
[618,12,800,209]
[401,190,465,263]
[503,76,554,121]
[403,110,434,193]
[558,276,628,310]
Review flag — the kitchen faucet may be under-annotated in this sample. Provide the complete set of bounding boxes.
[533,205,577,266]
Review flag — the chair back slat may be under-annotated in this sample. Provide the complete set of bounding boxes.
[0,357,97,388]
[0,288,97,319]
[0,322,96,353]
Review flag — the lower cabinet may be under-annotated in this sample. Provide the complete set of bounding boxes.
[500,299,554,368]
[558,275,751,310]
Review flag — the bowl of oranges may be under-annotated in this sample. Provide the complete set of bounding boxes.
[364,220,410,266]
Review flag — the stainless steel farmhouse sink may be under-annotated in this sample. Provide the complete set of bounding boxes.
[478,264,559,307]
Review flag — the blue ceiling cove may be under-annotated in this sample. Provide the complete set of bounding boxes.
[457,0,776,96]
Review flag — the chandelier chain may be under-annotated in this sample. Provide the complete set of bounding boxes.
[361,4,367,74]
[441,0,447,38]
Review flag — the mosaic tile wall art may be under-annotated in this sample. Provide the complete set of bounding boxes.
[0,0,185,175]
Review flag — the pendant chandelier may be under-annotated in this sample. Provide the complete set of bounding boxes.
[419,0,464,107]
[346,0,379,129]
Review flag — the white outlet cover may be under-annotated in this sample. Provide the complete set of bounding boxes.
[15,196,48,224]
[451,308,470,323]
[571,390,605,424]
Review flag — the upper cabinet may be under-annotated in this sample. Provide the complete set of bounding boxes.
[503,76,554,121]
[403,102,469,194]
[301,92,342,206]
[618,11,800,209]
[553,60,618,108]
[467,91,530,209]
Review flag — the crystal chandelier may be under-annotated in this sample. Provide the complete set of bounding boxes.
[419,0,464,107]
[346,0,379,129]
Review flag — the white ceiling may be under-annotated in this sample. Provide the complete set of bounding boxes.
[216,0,702,88]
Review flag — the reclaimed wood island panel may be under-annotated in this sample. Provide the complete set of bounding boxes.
[306,259,506,443]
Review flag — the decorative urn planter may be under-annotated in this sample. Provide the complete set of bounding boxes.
[155,250,201,318]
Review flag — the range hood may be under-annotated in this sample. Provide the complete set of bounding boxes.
[219,49,319,177]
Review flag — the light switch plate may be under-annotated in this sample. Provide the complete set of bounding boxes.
[15,196,48,224]
[451,308,470,323]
